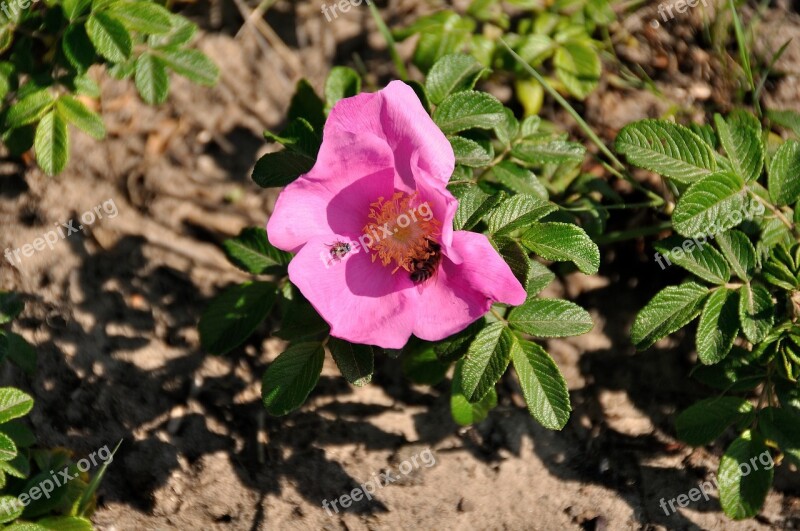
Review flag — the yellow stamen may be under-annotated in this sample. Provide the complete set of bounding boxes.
[363,192,440,273]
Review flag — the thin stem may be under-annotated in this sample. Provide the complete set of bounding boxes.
[368,3,408,81]
[563,200,666,212]
[594,221,672,245]
[749,191,797,235]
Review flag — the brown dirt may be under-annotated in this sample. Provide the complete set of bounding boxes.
[1,1,798,530]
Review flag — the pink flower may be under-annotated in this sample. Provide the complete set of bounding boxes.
[267,81,526,348]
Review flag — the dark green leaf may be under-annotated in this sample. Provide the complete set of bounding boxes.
[451,359,497,426]
[676,397,754,446]
[329,338,373,386]
[222,227,291,275]
[324,66,360,110]
[654,235,730,284]
[672,172,746,238]
[485,194,556,235]
[716,230,756,280]
[718,431,773,520]
[460,323,515,403]
[631,281,709,350]
[252,150,315,188]
[767,139,800,206]
[199,281,277,355]
[262,342,324,415]
[738,283,774,344]
[696,287,739,364]
[508,298,593,338]
[511,339,570,429]
[520,222,600,275]
[448,135,493,167]
[447,184,503,230]
[433,91,505,135]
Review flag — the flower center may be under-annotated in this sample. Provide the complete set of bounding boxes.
[363,192,441,273]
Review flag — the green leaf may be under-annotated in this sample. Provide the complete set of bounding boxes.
[252,151,315,188]
[767,109,800,137]
[288,79,326,132]
[34,111,69,176]
[107,1,172,34]
[460,323,515,403]
[0,292,23,324]
[448,135,493,167]
[134,53,169,105]
[156,48,219,86]
[5,90,55,129]
[526,260,555,296]
[0,496,23,524]
[520,222,600,275]
[499,239,531,288]
[433,91,505,135]
[508,298,593,338]
[718,431,773,520]
[672,172,746,238]
[62,0,92,20]
[434,319,485,363]
[402,344,448,386]
[425,53,487,105]
[329,338,373,387]
[511,138,586,166]
[716,230,756,280]
[676,397,754,446]
[263,118,320,158]
[696,287,739,364]
[654,236,730,284]
[148,13,197,48]
[324,66,360,111]
[56,95,105,140]
[631,281,709,350]
[767,139,800,206]
[199,281,277,355]
[397,11,475,73]
[553,40,601,99]
[758,407,800,467]
[0,432,17,461]
[6,332,36,375]
[738,284,773,344]
[0,421,35,448]
[275,299,330,342]
[222,227,291,275]
[37,516,94,531]
[485,194,557,235]
[614,119,717,183]
[262,342,325,416]
[491,161,548,199]
[714,113,763,182]
[451,359,497,426]
[447,184,503,230]
[0,388,34,424]
[87,13,132,63]
[511,339,570,429]
[62,25,95,74]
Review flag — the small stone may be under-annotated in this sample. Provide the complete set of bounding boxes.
[457,498,475,512]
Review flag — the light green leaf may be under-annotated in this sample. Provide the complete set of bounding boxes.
[0,388,34,424]
[324,66,360,110]
[511,138,586,166]
[696,287,739,364]
[718,431,773,520]
[262,342,325,416]
[448,135,493,167]
[37,516,94,531]
[631,281,709,350]
[56,95,105,140]
[714,113,763,182]
[615,119,717,183]
[0,432,16,461]
[329,338,374,387]
[460,323,515,403]
[491,161,548,199]
[520,222,600,275]
[107,1,173,34]
[156,48,219,86]
[676,397,754,446]
[716,230,756,280]
[767,139,800,206]
[672,172,746,238]
[148,13,197,48]
[0,496,23,524]
[654,235,730,284]
[451,359,497,426]
[425,53,487,105]
[134,53,169,105]
[34,111,70,176]
[554,40,601,99]
[738,283,773,344]
[5,90,55,129]
[485,194,556,235]
[433,91,505,135]
[198,281,277,355]
[508,298,593,338]
[512,339,570,429]
[87,12,132,63]
[62,0,91,20]
[448,184,503,230]
[222,227,291,275]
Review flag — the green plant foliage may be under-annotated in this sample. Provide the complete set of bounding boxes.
[618,111,800,519]
[0,0,218,175]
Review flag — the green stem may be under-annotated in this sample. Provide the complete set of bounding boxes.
[368,3,408,81]
[594,220,673,245]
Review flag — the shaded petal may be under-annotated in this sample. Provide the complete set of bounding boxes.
[413,231,526,341]
[288,235,420,349]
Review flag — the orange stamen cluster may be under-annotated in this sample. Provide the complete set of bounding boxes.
[363,192,440,273]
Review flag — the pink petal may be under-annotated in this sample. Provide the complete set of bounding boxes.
[413,231,527,341]
[288,235,420,349]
